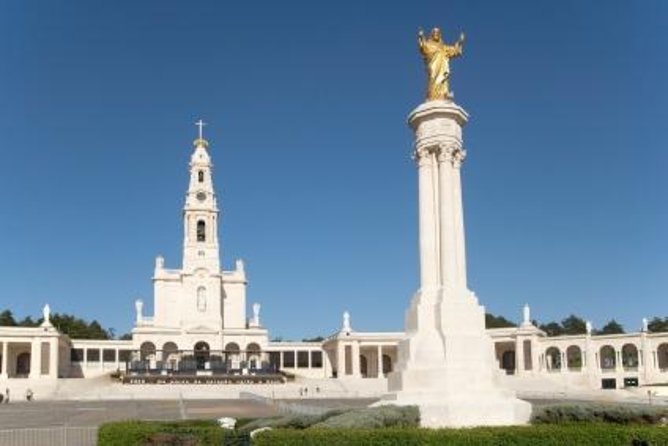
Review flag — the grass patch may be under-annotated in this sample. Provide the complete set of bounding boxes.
[253,424,668,445]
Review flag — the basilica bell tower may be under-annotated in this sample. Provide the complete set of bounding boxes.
[182,121,221,273]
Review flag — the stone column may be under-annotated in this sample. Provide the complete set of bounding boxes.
[641,333,652,383]
[351,342,361,378]
[30,340,42,379]
[0,342,8,378]
[449,151,468,292]
[377,345,383,378]
[336,342,345,377]
[49,339,59,379]
[514,337,524,376]
[417,148,440,290]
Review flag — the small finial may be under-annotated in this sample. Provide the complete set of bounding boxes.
[342,310,352,333]
[193,119,209,148]
[41,304,52,327]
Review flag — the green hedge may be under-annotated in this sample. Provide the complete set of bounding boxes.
[253,424,668,446]
[98,420,249,446]
[532,403,668,424]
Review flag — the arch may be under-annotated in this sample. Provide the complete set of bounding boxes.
[501,350,516,374]
[225,342,241,370]
[225,342,240,353]
[196,286,207,312]
[622,344,639,368]
[16,352,31,375]
[566,345,583,369]
[246,343,261,370]
[599,345,616,370]
[196,220,206,242]
[382,354,392,374]
[194,341,210,370]
[140,342,156,361]
[360,355,368,378]
[198,170,204,183]
[162,341,178,357]
[545,347,561,371]
[657,343,668,369]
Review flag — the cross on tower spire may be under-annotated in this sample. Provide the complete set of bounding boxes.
[193,119,209,148]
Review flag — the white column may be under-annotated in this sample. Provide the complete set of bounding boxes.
[49,339,58,379]
[377,345,383,378]
[514,338,524,375]
[100,348,104,370]
[530,338,539,373]
[351,342,361,378]
[437,151,456,291]
[115,348,120,371]
[337,342,346,377]
[641,334,651,383]
[1,342,8,378]
[416,149,440,291]
[30,340,42,379]
[450,158,468,291]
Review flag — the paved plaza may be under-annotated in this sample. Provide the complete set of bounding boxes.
[0,398,381,429]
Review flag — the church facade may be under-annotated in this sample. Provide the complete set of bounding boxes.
[0,129,667,393]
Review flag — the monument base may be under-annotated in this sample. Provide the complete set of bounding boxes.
[374,389,531,427]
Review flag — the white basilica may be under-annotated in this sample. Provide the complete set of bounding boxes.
[1,125,667,396]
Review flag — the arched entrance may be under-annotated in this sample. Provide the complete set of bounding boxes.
[162,342,178,369]
[16,352,31,376]
[194,342,210,370]
[225,342,241,370]
[501,350,516,374]
[600,345,616,370]
[566,345,582,370]
[545,347,561,371]
[139,342,156,362]
[657,344,668,370]
[622,344,639,369]
[246,343,261,370]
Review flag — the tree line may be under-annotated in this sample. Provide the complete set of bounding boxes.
[485,313,668,336]
[0,309,128,340]
[2,308,666,339]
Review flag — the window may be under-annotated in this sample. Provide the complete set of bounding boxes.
[197,220,206,242]
[297,351,309,368]
[71,348,84,362]
[103,349,116,362]
[118,350,132,362]
[283,351,295,368]
[87,349,100,362]
[198,170,204,183]
[310,351,323,368]
[197,287,207,312]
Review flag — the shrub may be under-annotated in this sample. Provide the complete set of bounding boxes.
[253,424,668,446]
[312,405,420,429]
[98,420,248,446]
[531,403,668,425]
[240,410,345,432]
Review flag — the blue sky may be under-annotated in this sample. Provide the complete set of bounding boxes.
[0,1,666,339]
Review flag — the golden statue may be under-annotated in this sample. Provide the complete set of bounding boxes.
[418,28,465,100]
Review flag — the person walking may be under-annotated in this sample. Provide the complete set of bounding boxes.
[4,387,9,404]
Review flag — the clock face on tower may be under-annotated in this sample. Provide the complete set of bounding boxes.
[196,192,206,202]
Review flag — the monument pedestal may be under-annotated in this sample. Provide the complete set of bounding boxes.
[374,100,531,427]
